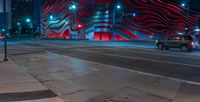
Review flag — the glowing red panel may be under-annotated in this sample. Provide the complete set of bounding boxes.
[115,34,129,41]
[101,32,112,41]
[94,32,101,40]
[94,32,112,41]
[96,0,113,3]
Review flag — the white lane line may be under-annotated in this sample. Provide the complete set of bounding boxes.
[60,52,200,86]
[89,47,200,59]
[104,63,200,86]
[13,97,64,102]
[77,49,200,68]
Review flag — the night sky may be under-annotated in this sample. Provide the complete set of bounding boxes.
[190,0,200,11]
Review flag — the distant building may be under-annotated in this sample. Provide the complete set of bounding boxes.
[11,0,34,36]
[0,0,12,31]
[0,0,41,37]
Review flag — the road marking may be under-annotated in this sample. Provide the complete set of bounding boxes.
[77,49,200,68]
[106,63,200,86]
[89,47,200,59]
[60,52,200,86]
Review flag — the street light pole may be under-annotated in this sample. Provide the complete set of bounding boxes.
[69,3,77,40]
[112,0,121,41]
[70,11,75,40]
[112,6,116,41]
[181,0,191,35]
[186,4,190,35]
[3,0,8,61]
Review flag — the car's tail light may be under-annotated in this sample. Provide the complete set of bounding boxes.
[191,41,195,46]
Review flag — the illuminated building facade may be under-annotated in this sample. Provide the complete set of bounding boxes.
[41,0,200,42]
[11,0,34,36]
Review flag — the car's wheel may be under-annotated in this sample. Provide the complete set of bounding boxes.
[180,45,190,52]
[157,43,164,50]
[188,48,192,52]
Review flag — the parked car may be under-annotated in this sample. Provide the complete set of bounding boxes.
[156,35,195,52]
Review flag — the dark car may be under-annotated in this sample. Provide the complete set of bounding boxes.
[156,35,195,52]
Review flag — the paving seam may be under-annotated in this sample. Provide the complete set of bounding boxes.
[5,56,61,102]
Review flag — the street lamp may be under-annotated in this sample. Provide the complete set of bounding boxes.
[112,4,121,41]
[17,22,21,26]
[2,29,5,32]
[181,3,185,7]
[25,18,33,36]
[26,18,31,23]
[181,1,191,34]
[3,0,8,61]
[195,28,200,32]
[72,5,76,9]
[49,15,56,21]
[49,15,53,20]
[116,5,121,9]
[133,13,136,17]
[69,4,77,39]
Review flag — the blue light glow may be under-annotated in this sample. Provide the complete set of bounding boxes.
[181,3,185,7]
[185,28,188,30]
[17,22,21,26]
[26,18,31,23]
[133,13,136,16]
[72,5,76,9]
[2,28,5,32]
[106,11,109,14]
[195,28,200,32]
[116,5,121,9]
[49,15,54,20]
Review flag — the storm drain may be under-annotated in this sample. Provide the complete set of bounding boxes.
[0,90,57,101]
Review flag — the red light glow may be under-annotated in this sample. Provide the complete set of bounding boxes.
[78,24,82,28]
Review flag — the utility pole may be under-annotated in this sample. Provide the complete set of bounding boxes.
[3,0,8,61]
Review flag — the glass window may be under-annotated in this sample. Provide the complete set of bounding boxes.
[168,36,181,40]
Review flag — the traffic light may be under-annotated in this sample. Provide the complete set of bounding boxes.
[78,24,82,28]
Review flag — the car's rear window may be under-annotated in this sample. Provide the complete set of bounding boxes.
[184,36,192,40]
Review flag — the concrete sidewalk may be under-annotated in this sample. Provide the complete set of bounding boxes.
[9,51,200,102]
[0,54,64,102]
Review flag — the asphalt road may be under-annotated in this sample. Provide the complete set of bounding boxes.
[1,39,200,83]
